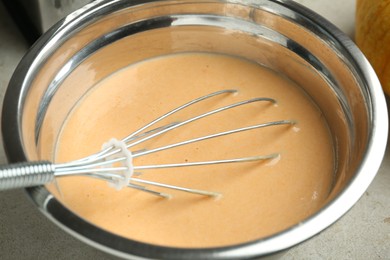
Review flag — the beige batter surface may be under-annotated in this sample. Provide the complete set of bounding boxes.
[53,52,334,248]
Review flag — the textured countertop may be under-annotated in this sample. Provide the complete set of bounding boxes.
[0,1,389,259]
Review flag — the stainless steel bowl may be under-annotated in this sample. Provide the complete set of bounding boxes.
[2,0,388,259]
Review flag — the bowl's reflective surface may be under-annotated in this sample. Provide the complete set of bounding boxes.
[2,0,387,259]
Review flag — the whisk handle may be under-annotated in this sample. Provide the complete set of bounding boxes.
[0,161,55,191]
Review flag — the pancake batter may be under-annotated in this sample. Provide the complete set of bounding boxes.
[53,52,334,247]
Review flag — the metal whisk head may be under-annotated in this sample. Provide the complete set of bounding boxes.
[0,90,295,197]
[53,89,296,198]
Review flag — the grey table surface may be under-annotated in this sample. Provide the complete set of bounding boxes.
[0,1,389,259]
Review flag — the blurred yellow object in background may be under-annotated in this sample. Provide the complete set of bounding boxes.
[356,0,390,96]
